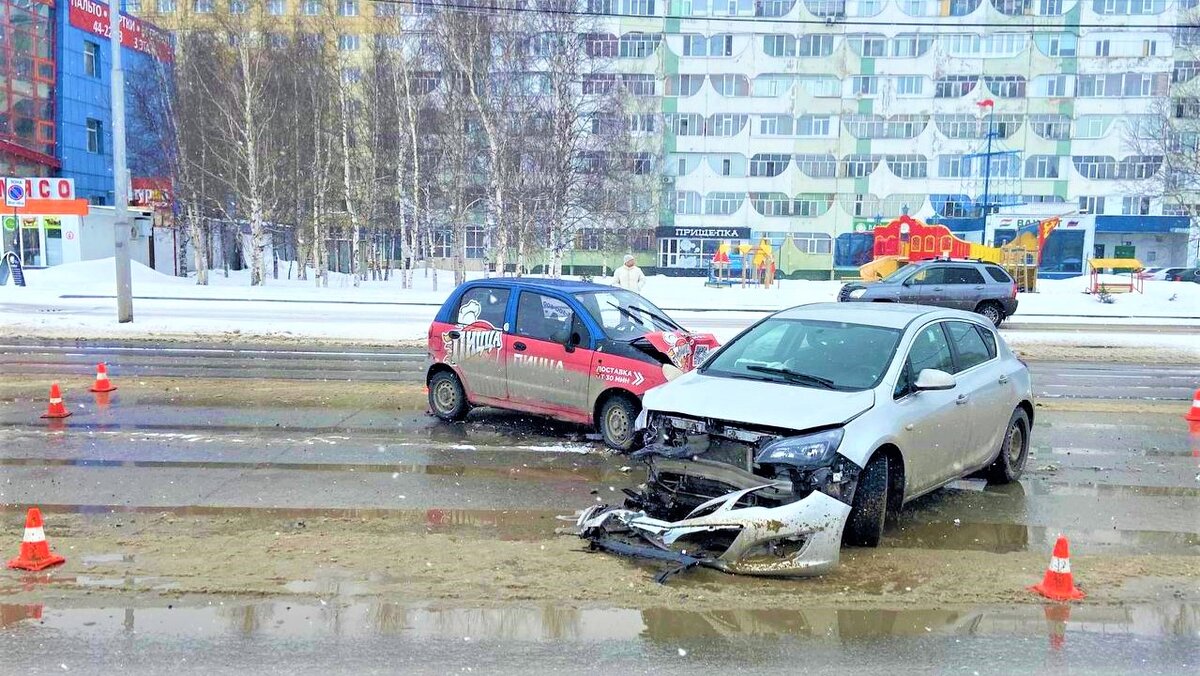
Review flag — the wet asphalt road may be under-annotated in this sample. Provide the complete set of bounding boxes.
[2,339,1198,400]
[2,348,1199,672]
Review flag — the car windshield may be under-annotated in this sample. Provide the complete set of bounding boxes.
[700,318,902,391]
[574,289,680,339]
[879,265,914,283]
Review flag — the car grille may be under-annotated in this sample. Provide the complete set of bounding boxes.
[836,285,852,302]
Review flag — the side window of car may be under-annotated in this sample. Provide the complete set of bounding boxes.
[984,265,1012,283]
[945,266,985,285]
[895,324,954,398]
[911,267,945,285]
[454,287,510,328]
[515,292,574,343]
[946,321,994,372]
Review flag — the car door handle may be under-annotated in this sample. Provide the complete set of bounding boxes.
[974,286,985,290]
[447,330,460,340]
[956,394,969,405]
[998,375,1009,384]
[513,341,527,352]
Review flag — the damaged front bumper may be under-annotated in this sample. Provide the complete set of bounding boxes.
[576,484,851,578]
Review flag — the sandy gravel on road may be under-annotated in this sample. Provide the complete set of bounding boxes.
[1008,343,1199,364]
[2,513,1194,612]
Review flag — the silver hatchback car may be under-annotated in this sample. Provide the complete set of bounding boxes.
[577,303,1034,577]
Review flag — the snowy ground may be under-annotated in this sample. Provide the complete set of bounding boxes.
[1,259,1198,352]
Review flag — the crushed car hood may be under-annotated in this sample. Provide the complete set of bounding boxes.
[630,331,720,372]
[642,371,875,430]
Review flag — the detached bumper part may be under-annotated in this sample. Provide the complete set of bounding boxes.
[576,485,851,579]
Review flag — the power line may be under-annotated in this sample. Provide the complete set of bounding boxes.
[367,0,1200,30]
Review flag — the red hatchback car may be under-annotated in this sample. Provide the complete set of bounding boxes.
[426,278,720,449]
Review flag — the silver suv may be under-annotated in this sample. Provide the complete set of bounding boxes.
[838,259,1019,326]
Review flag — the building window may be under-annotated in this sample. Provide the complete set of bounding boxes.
[674,191,702,214]
[268,0,286,14]
[1122,196,1151,215]
[895,76,923,96]
[628,113,656,133]
[618,0,656,15]
[892,33,933,57]
[704,192,745,215]
[1030,114,1070,140]
[797,34,834,56]
[887,115,927,138]
[1045,35,1076,57]
[707,113,744,136]
[304,0,322,15]
[758,115,793,135]
[844,115,886,138]
[795,153,837,177]
[621,74,656,96]
[193,0,213,12]
[339,0,358,15]
[1074,155,1118,179]
[338,34,360,51]
[749,153,790,177]
[620,32,661,58]
[230,0,247,13]
[1079,196,1105,214]
[157,0,176,10]
[84,41,100,78]
[86,119,103,154]
[935,76,977,98]
[851,76,879,96]
[763,34,794,57]
[938,155,968,178]
[842,154,879,178]
[710,74,749,96]
[885,154,928,179]
[796,115,830,136]
[128,0,141,10]
[1094,39,1110,56]
[720,158,732,175]
[1025,155,1060,179]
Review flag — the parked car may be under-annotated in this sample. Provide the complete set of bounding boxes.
[426,279,720,450]
[1166,268,1200,283]
[577,303,1033,577]
[837,259,1019,326]
[1136,267,1165,280]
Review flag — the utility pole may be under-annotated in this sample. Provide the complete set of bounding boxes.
[110,0,133,322]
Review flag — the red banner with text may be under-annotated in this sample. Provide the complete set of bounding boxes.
[68,0,173,63]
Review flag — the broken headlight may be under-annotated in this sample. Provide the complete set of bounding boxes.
[754,429,844,468]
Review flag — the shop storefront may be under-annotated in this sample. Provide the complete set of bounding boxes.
[655,226,750,273]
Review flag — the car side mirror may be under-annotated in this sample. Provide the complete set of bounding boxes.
[914,368,956,391]
[564,331,582,352]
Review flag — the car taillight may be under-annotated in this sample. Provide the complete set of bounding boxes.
[1011,281,1019,298]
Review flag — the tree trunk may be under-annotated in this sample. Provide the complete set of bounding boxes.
[187,202,208,285]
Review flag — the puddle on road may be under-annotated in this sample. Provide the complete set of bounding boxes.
[1,600,1197,641]
[0,503,566,540]
[885,521,1200,555]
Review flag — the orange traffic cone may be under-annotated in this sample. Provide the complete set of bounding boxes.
[1031,536,1085,601]
[1190,421,1200,458]
[90,363,117,393]
[40,383,71,419]
[7,508,66,571]
[1185,388,1200,422]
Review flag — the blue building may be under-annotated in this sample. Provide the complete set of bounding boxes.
[0,0,169,201]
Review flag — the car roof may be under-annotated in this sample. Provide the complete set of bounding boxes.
[773,302,985,329]
[908,258,993,267]
[460,277,614,293]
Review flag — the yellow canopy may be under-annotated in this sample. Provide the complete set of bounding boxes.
[1088,258,1144,270]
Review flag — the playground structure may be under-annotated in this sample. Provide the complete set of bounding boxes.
[1087,258,1144,295]
[857,213,1061,291]
[707,239,777,288]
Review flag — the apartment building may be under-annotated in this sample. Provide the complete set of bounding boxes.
[133,0,1198,276]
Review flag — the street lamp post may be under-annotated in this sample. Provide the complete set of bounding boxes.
[110,0,132,322]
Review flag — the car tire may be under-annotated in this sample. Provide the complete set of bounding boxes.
[599,394,639,452]
[987,409,1030,485]
[428,370,470,422]
[976,301,1004,327]
[843,455,888,548]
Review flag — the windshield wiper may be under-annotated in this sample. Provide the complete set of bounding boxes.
[744,365,838,390]
[606,301,647,326]
[626,304,681,331]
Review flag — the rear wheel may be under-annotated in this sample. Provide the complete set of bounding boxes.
[428,370,469,422]
[976,301,1004,327]
[599,395,639,452]
[987,409,1030,484]
[843,455,889,547]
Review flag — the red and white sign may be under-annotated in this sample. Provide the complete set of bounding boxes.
[68,0,174,63]
[131,177,172,208]
[21,177,75,200]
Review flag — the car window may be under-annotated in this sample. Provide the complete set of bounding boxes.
[984,265,1012,283]
[946,321,994,372]
[944,266,986,285]
[454,287,510,328]
[910,267,945,285]
[702,318,902,391]
[896,324,954,398]
[515,292,574,343]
